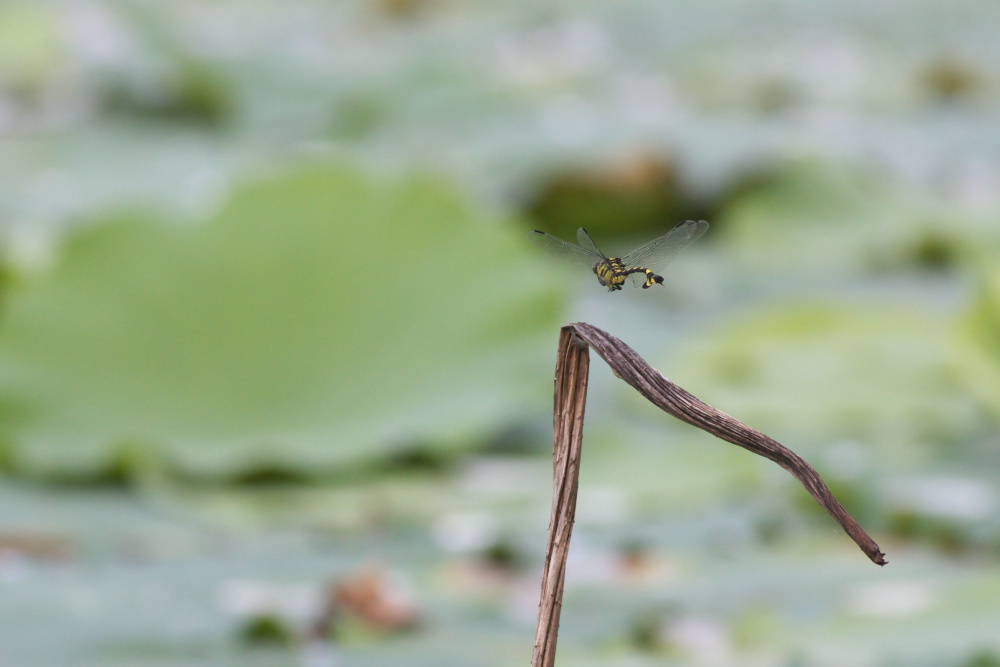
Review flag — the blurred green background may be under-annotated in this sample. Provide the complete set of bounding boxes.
[2,1,1000,665]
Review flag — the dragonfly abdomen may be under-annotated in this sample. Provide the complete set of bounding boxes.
[638,268,664,289]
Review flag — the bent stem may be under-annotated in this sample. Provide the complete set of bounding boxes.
[531,322,885,667]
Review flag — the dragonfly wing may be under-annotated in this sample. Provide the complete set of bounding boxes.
[622,220,708,273]
[530,230,603,266]
[576,228,608,258]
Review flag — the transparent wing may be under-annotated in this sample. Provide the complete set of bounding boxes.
[529,229,604,266]
[627,271,650,288]
[575,228,608,259]
[621,220,708,273]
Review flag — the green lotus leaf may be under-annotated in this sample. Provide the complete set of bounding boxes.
[668,302,980,460]
[958,267,1000,417]
[0,163,561,479]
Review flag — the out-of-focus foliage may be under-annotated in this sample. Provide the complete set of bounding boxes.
[0,164,560,480]
[525,153,683,239]
[719,159,999,276]
[672,302,983,456]
[0,5,60,93]
[2,0,1000,666]
[721,160,901,274]
[959,268,1000,418]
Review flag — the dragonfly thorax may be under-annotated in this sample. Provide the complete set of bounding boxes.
[594,258,628,291]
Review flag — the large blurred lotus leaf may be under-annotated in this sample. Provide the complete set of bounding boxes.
[720,160,923,274]
[958,267,1000,417]
[0,163,561,478]
[668,302,980,461]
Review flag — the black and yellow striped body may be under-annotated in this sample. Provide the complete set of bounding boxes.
[593,258,664,291]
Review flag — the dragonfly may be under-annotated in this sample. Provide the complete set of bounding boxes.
[530,220,708,292]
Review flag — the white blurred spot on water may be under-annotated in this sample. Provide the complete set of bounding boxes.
[845,581,937,617]
[432,511,498,553]
[217,579,321,622]
[887,475,996,521]
[666,615,733,664]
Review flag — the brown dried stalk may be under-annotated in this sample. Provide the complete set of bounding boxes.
[531,322,886,667]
